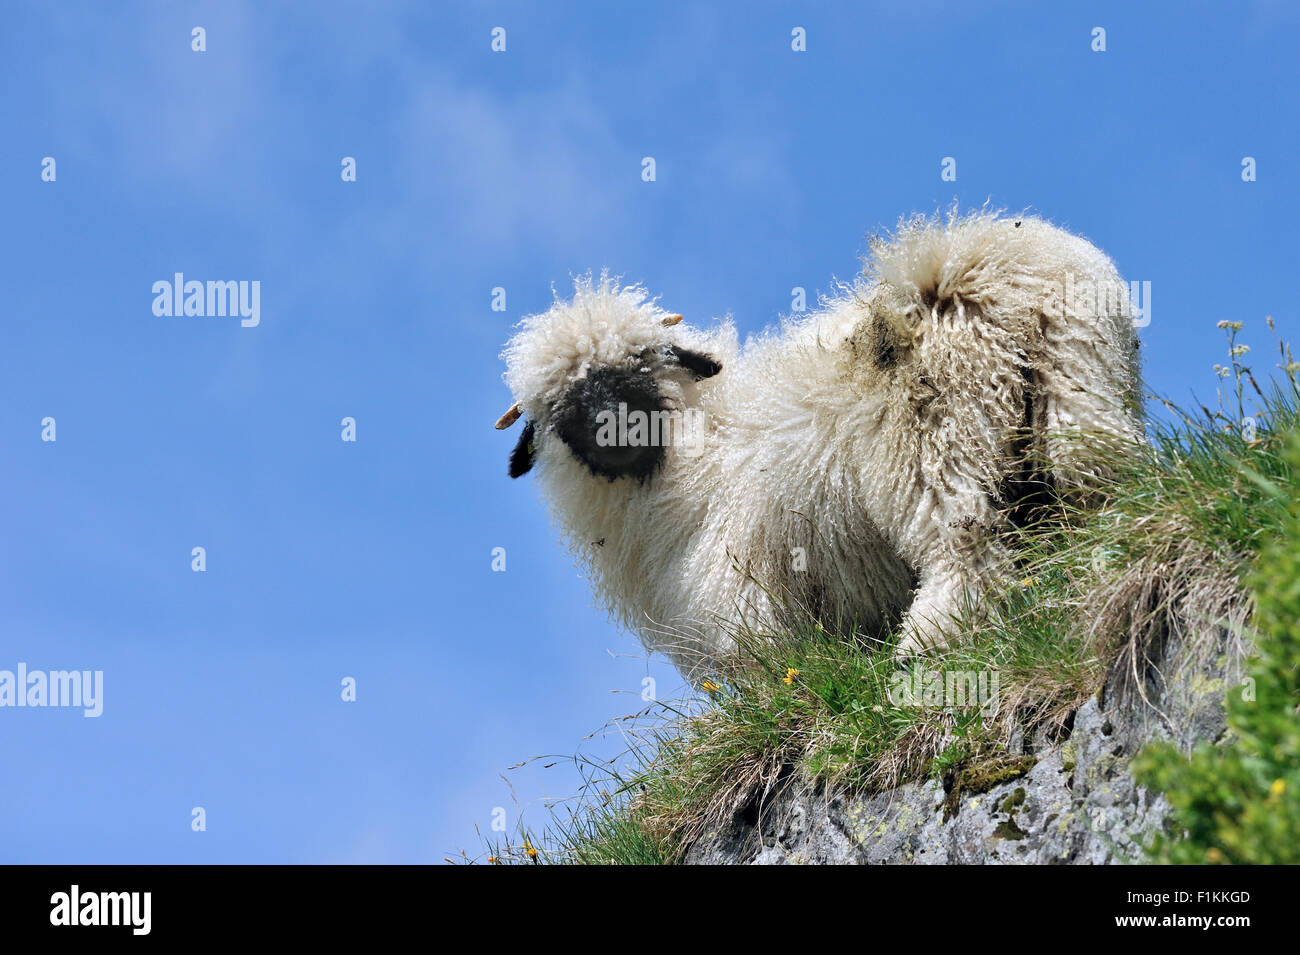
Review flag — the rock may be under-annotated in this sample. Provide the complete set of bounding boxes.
[684,623,1241,865]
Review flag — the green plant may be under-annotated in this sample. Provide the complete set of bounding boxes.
[1133,427,1300,864]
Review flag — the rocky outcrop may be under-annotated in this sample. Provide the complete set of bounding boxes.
[686,625,1241,864]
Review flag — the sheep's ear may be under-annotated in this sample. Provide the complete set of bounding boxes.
[668,345,722,380]
[508,420,536,478]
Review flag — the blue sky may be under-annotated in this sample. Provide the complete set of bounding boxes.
[1,1,1297,863]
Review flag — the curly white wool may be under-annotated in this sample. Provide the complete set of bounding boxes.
[499,211,1143,677]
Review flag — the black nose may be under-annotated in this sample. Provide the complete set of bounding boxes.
[553,365,667,481]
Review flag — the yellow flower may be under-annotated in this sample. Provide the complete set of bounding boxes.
[1206,847,1225,863]
[783,667,799,686]
[524,841,538,860]
[1271,778,1286,797]
[1020,576,1040,587]
[701,680,721,693]
[487,855,499,864]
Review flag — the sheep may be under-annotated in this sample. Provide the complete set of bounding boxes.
[496,210,1143,677]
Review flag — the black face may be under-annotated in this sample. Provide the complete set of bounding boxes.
[552,364,669,482]
[505,346,722,480]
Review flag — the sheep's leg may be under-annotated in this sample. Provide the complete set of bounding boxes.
[897,567,965,655]
[1034,362,1142,496]
[1035,260,1144,494]
[887,406,1016,658]
[894,524,1010,658]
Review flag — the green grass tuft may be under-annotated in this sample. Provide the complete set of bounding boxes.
[1133,426,1300,864]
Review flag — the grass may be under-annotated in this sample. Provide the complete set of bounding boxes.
[1134,422,1300,864]
[478,318,1300,865]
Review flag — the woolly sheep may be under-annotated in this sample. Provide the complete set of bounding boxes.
[496,211,1143,677]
